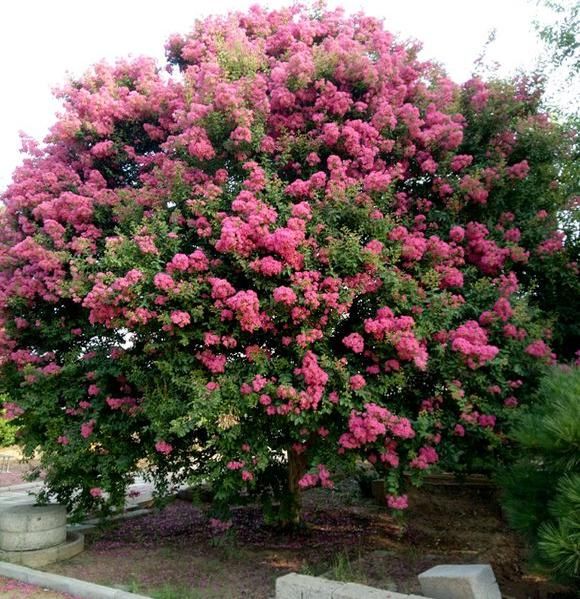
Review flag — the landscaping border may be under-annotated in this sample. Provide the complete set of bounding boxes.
[0,561,151,599]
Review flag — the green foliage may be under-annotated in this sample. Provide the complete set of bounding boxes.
[536,0,579,75]
[498,366,580,583]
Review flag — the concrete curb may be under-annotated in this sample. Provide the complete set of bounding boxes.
[0,561,152,598]
[0,482,43,492]
[69,508,152,534]
[275,574,425,599]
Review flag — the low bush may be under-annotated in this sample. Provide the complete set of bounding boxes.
[498,366,580,583]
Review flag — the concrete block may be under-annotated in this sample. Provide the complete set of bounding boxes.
[0,526,66,551]
[418,564,501,599]
[0,504,66,532]
[276,573,344,599]
[0,532,84,568]
[334,582,424,599]
[0,504,68,551]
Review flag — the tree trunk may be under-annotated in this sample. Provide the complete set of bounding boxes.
[283,447,307,528]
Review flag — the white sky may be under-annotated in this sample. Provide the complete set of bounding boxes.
[0,0,546,192]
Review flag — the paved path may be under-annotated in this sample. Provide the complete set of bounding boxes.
[0,477,157,512]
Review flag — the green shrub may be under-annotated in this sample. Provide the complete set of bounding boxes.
[498,366,580,584]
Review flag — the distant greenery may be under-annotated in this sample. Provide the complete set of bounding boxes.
[536,0,579,76]
[0,395,17,447]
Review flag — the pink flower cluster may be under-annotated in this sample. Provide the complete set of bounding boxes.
[339,403,415,450]
[450,321,499,369]
[386,494,409,510]
[410,446,439,469]
[525,340,554,362]
[364,308,428,370]
[298,464,334,490]
[155,440,173,455]
[294,351,329,410]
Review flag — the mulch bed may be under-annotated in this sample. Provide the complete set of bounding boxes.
[41,479,576,599]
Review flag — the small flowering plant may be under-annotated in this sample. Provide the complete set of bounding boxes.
[0,5,577,523]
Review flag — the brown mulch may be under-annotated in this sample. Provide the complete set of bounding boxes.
[41,479,576,599]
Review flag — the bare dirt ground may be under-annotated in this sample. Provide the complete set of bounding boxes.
[41,479,575,599]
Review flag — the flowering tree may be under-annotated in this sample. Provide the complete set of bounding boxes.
[0,6,577,523]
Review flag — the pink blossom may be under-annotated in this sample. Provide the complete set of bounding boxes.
[349,374,366,390]
[189,249,209,271]
[226,290,261,331]
[525,340,551,358]
[197,350,227,373]
[170,310,191,328]
[251,256,283,276]
[387,494,408,510]
[384,359,400,372]
[410,446,439,469]
[504,396,519,408]
[450,154,473,171]
[88,384,100,396]
[365,240,384,255]
[296,351,328,388]
[450,321,499,368]
[317,464,334,489]
[135,235,158,255]
[493,298,513,322]
[203,332,221,346]
[155,440,173,455]
[154,273,175,292]
[227,460,244,471]
[507,160,529,180]
[209,278,235,300]
[478,414,496,428]
[439,266,464,289]
[298,473,319,489]
[230,126,252,143]
[449,226,465,243]
[80,419,95,439]
[342,333,364,354]
[169,254,190,272]
[273,286,297,306]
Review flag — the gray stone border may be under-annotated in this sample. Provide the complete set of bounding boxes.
[0,561,151,598]
[0,532,84,568]
[276,574,425,599]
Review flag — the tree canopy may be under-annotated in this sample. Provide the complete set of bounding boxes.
[0,5,577,523]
